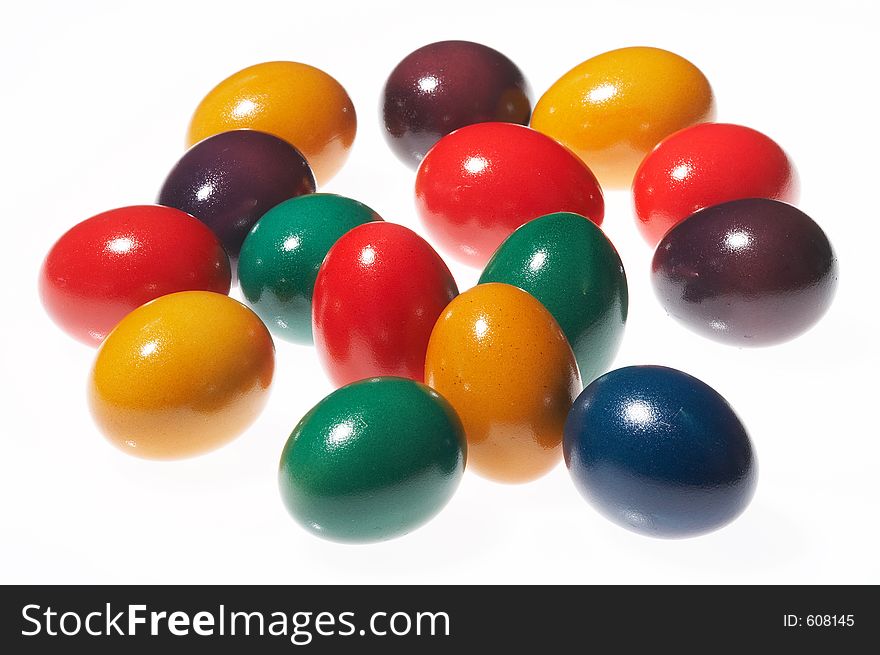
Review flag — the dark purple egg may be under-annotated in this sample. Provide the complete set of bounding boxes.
[651,198,838,346]
[382,40,532,167]
[158,130,316,261]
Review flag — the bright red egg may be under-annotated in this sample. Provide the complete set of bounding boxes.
[40,205,231,345]
[414,122,604,267]
[633,122,799,246]
[312,222,458,387]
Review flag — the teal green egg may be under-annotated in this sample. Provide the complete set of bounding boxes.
[237,193,382,343]
[278,377,466,543]
[479,211,627,383]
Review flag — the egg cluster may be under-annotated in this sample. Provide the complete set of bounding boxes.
[40,42,837,543]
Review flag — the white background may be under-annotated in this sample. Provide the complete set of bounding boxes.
[1,0,877,584]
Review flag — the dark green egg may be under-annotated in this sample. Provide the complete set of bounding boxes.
[278,377,466,543]
[237,193,382,343]
[480,212,627,383]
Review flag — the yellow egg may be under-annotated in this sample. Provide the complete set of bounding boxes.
[531,46,715,188]
[88,291,275,460]
[186,61,357,186]
[424,283,581,483]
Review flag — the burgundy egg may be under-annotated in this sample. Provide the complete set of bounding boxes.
[382,40,532,167]
[158,130,316,261]
[652,198,838,346]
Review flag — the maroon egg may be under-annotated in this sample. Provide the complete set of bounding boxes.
[158,130,315,261]
[651,198,838,346]
[382,40,532,167]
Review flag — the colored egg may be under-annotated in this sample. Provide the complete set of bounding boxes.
[564,365,757,538]
[480,212,627,384]
[424,283,580,483]
[238,194,383,344]
[158,130,315,262]
[313,222,458,387]
[382,40,532,167]
[186,61,356,185]
[634,123,799,246]
[89,291,274,460]
[415,122,604,267]
[40,205,231,346]
[531,46,715,189]
[652,198,838,346]
[278,377,466,543]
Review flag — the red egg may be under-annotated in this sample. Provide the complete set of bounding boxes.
[40,205,231,345]
[312,222,458,387]
[633,122,799,246]
[415,122,604,267]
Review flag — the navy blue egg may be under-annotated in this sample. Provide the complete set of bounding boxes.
[563,365,756,538]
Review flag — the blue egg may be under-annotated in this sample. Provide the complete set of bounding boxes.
[563,365,756,538]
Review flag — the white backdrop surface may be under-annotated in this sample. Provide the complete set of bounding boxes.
[1,0,877,584]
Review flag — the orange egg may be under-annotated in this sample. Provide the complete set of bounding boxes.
[88,291,275,460]
[424,283,581,483]
[186,61,356,185]
[531,46,715,188]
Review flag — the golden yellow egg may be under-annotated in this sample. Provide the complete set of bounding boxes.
[531,46,715,188]
[187,61,356,186]
[424,283,580,483]
[88,291,275,460]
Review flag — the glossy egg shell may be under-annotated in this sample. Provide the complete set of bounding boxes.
[278,377,466,543]
[424,283,581,483]
[186,61,356,185]
[158,130,315,262]
[633,122,799,246]
[415,122,604,267]
[313,222,458,387]
[238,194,382,344]
[40,205,231,345]
[89,291,275,460]
[652,198,838,346]
[564,365,757,538]
[480,212,628,384]
[382,40,532,167]
[531,46,715,189]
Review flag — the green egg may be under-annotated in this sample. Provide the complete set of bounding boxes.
[238,193,382,343]
[278,377,466,543]
[479,212,628,383]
